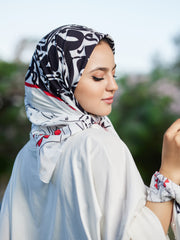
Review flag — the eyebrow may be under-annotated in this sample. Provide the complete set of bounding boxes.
[89,64,116,73]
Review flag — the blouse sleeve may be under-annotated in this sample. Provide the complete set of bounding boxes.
[60,126,168,239]
[85,127,168,240]
[126,206,169,239]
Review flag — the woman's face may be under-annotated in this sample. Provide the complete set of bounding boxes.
[74,41,118,116]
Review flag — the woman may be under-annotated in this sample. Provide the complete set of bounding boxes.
[0,24,180,239]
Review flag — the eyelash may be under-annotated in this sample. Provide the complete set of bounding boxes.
[92,75,117,81]
[92,76,104,81]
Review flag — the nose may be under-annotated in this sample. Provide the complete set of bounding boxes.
[106,75,118,93]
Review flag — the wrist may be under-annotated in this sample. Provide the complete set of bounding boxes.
[159,167,180,185]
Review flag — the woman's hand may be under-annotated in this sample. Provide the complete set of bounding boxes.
[160,118,180,184]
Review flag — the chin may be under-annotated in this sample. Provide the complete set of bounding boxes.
[96,108,112,117]
[88,106,112,117]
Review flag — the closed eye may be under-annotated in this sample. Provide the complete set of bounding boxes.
[92,76,104,81]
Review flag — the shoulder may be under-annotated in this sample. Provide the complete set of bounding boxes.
[62,125,128,168]
[68,125,123,151]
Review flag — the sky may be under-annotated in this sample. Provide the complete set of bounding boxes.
[0,0,180,73]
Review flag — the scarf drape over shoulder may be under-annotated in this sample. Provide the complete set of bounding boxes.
[24,24,115,183]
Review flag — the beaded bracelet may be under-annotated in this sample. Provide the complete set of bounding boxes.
[147,171,180,204]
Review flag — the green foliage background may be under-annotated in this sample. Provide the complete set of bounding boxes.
[0,61,31,199]
[110,76,178,185]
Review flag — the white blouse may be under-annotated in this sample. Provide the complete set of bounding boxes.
[0,125,168,239]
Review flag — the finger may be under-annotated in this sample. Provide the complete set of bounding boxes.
[166,119,180,134]
[174,133,180,147]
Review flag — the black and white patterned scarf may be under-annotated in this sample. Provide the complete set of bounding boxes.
[25,24,116,183]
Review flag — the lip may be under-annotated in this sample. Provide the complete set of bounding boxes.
[102,96,114,104]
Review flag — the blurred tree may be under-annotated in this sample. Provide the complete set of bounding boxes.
[150,53,170,82]
[118,31,180,185]
[150,32,180,86]
[171,33,180,85]
[110,76,179,185]
[0,61,30,176]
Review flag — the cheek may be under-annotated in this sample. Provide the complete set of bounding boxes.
[78,89,100,106]
[85,88,100,99]
[75,82,103,102]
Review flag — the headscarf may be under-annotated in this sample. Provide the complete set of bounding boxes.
[25,24,116,183]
